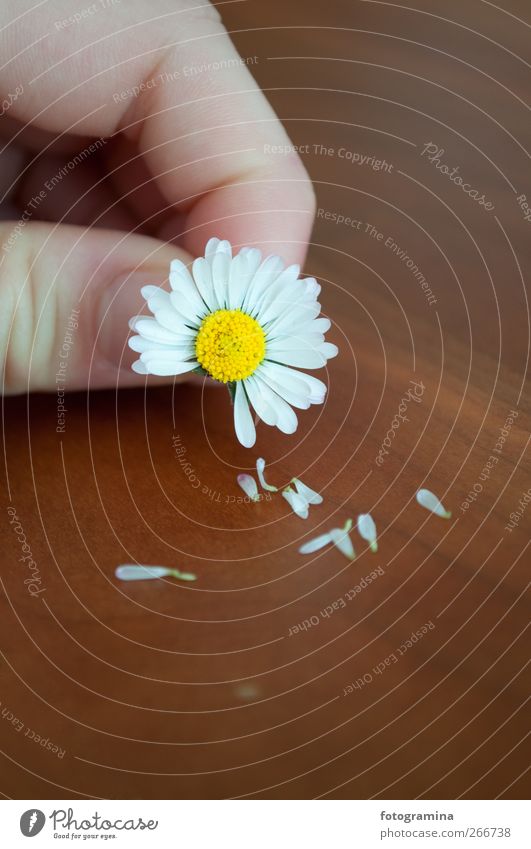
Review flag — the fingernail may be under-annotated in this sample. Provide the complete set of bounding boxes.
[97,268,167,371]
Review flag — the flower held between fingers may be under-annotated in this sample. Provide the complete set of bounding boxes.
[128,238,338,447]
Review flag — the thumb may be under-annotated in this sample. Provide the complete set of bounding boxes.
[0,222,188,393]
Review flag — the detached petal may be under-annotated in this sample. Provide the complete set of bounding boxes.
[416,488,452,519]
[299,532,333,554]
[237,474,260,501]
[282,487,309,519]
[330,522,355,560]
[115,565,171,581]
[256,457,278,492]
[357,513,378,552]
[292,478,323,505]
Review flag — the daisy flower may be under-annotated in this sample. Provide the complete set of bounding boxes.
[128,238,338,447]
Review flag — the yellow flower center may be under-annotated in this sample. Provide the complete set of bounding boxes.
[195,309,266,383]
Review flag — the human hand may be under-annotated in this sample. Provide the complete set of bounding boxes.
[0,0,315,392]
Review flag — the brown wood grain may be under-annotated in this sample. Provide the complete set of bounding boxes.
[1,0,529,799]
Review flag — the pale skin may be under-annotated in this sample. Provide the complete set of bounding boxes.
[0,0,315,392]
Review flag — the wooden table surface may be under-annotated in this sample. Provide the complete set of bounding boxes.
[1,0,530,799]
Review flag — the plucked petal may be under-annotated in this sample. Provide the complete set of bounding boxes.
[357,513,378,552]
[330,527,355,559]
[256,457,278,492]
[416,489,451,518]
[299,532,333,554]
[115,565,171,581]
[282,488,309,519]
[237,473,259,501]
[292,478,323,505]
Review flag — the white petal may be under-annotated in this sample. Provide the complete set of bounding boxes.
[257,367,311,410]
[140,348,195,363]
[244,255,285,312]
[228,253,251,309]
[357,513,378,552]
[253,264,300,322]
[269,348,326,369]
[129,318,180,345]
[299,532,333,554]
[256,457,278,492]
[244,376,278,426]
[192,257,217,310]
[330,526,355,559]
[153,308,196,336]
[267,302,321,335]
[292,478,323,505]
[115,565,171,581]
[260,385,298,434]
[170,570,197,582]
[299,372,328,403]
[211,251,231,308]
[205,237,232,260]
[131,359,149,374]
[169,261,206,313]
[260,362,326,405]
[320,342,339,360]
[237,473,259,501]
[234,382,256,447]
[303,277,321,298]
[144,290,171,313]
[416,489,452,518]
[128,336,181,354]
[141,284,168,302]
[238,246,262,279]
[282,487,309,519]
[142,360,199,376]
[267,334,325,353]
[288,317,331,336]
[168,291,203,326]
[169,259,195,290]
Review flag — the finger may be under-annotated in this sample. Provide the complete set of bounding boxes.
[0,1,315,265]
[0,221,190,392]
[123,12,316,263]
[17,153,137,229]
